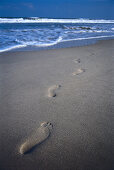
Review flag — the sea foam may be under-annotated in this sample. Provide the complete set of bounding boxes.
[0,18,114,52]
[0,18,114,23]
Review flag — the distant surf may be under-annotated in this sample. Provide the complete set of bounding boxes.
[0,17,114,52]
[0,17,114,23]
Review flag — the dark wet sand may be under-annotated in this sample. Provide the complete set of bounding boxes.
[0,39,114,170]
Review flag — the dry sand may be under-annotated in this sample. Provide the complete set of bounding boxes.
[0,39,114,170]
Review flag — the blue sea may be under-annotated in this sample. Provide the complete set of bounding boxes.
[0,17,114,52]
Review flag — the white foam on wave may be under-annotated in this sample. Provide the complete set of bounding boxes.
[61,35,114,43]
[34,36,63,47]
[0,44,27,53]
[16,36,63,47]
[65,30,110,34]
[0,18,114,23]
[0,36,63,53]
[0,35,114,53]
[15,39,38,45]
[92,30,110,33]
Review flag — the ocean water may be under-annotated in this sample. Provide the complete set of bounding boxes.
[0,17,114,52]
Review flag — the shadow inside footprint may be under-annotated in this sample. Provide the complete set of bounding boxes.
[23,142,42,154]
[73,59,81,63]
[23,133,51,154]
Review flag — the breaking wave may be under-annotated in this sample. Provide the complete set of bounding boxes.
[0,18,114,52]
[0,17,114,23]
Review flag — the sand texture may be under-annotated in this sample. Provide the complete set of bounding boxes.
[0,39,114,170]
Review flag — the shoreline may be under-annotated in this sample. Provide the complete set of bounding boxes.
[0,36,114,53]
[0,39,114,170]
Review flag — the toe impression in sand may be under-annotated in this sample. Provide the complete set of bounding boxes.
[48,85,61,97]
[73,59,81,63]
[19,122,53,154]
[72,68,85,76]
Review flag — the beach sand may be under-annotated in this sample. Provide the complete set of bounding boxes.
[0,39,114,170]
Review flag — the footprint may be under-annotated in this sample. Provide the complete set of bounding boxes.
[48,85,61,97]
[19,122,53,154]
[73,59,81,63]
[72,68,85,76]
